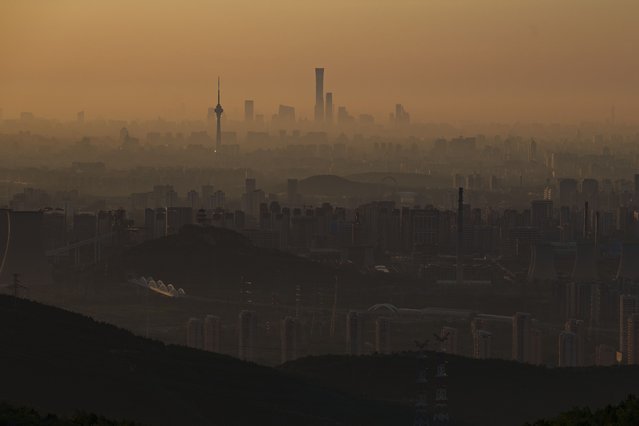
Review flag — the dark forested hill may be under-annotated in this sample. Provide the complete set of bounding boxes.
[5,292,635,426]
[282,353,639,426]
[117,224,335,299]
[0,295,409,426]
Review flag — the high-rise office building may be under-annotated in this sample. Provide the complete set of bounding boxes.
[559,178,578,208]
[280,316,299,363]
[167,207,193,235]
[529,139,537,162]
[346,311,363,355]
[620,295,638,362]
[277,105,296,123]
[145,207,168,240]
[20,112,34,121]
[186,317,204,350]
[441,326,459,355]
[325,92,333,123]
[582,178,599,202]
[212,190,225,209]
[245,178,256,194]
[238,310,257,361]
[201,185,214,209]
[627,313,639,365]
[204,315,221,353]
[512,312,532,363]
[187,190,199,210]
[287,178,301,206]
[393,104,410,125]
[473,330,492,359]
[242,178,264,220]
[337,106,353,124]
[558,331,577,367]
[244,100,254,122]
[531,200,553,228]
[564,319,586,366]
[314,68,324,122]
[530,326,543,365]
[595,344,616,366]
[375,317,391,354]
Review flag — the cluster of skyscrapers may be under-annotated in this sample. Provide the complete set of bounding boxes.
[235,68,406,129]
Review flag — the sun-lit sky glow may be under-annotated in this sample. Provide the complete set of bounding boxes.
[1,0,637,122]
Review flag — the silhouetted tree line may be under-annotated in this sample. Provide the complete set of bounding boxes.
[527,395,639,426]
[0,402,139,425]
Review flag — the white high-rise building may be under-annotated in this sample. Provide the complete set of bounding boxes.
[558,331,577,367]
[204,315,221,353]
[186,317,204,350]
[238,310,257,361]
[280,316,299,363]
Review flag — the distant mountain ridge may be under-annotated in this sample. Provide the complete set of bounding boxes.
[117,224,334,298]
[298,174,380,197]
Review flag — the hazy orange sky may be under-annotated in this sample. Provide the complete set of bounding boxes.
[1,0,637,123]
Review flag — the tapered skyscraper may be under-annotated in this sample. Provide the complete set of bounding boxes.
[314,68,324,122]
[214,77,224,151]
[325,92,333,123]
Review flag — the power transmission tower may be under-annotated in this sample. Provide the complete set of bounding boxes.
[432,333,450,425]
[12,273,27,306]
[330,276,338,338]
[414,340,430,426]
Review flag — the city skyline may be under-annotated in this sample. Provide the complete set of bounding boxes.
[2,1,639,425]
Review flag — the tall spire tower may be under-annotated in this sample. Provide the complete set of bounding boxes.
[214,77,224,152]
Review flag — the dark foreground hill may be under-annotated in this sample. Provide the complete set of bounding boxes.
[0,295,409,425]
[282,353,639,426]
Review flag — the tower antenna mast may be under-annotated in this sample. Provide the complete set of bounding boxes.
[214,76,224,152]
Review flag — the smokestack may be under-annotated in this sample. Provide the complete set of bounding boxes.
[314,68,324,122]
[583,201,589,240]
[457,187,464,284]
[594,211,600,247]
